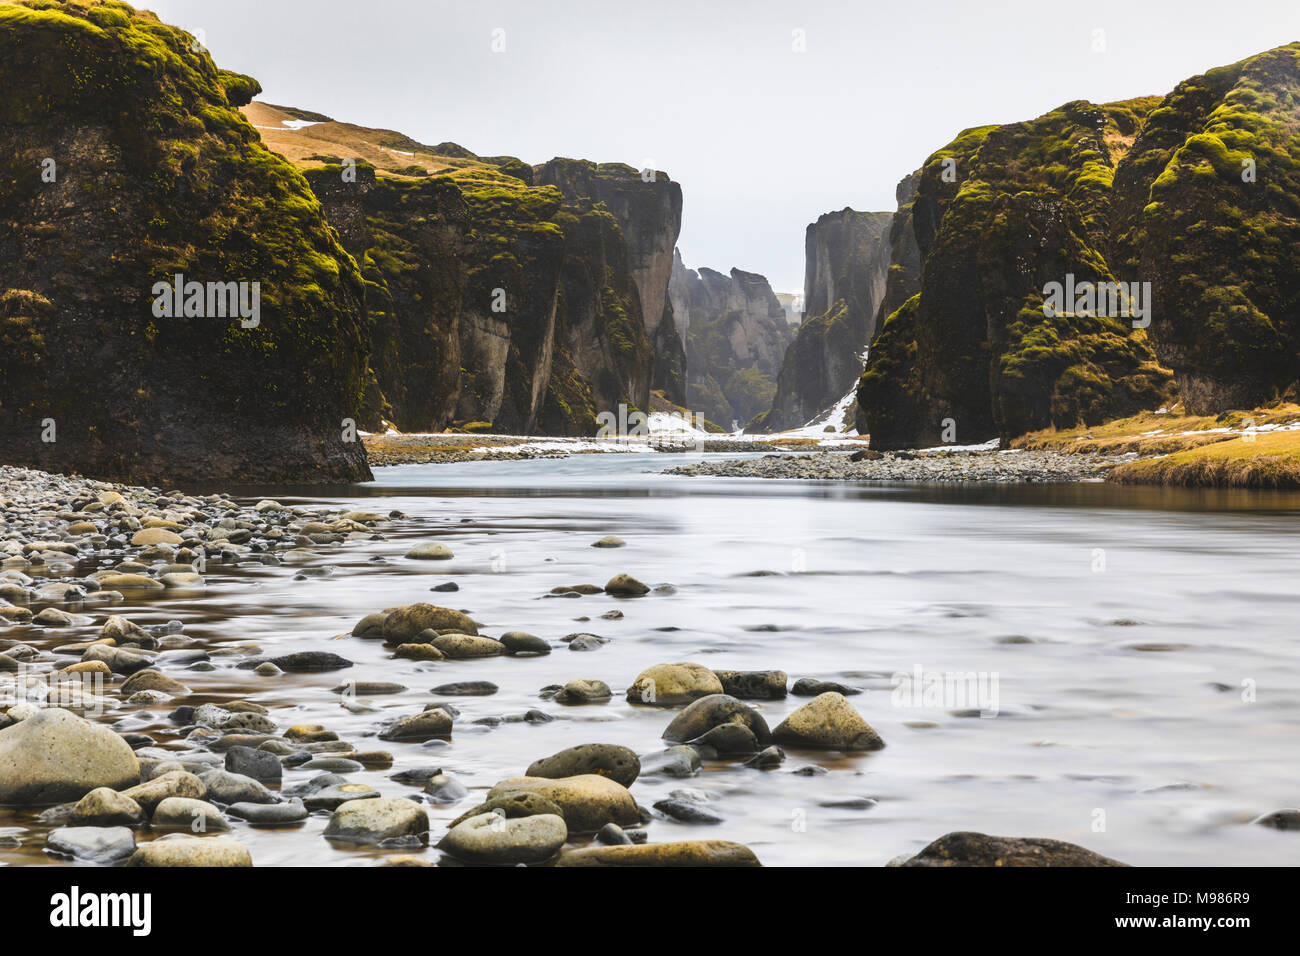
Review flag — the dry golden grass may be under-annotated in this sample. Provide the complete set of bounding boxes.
[239,102,510,184]
[1013,404,1300,455]
[1109,430,1300,488]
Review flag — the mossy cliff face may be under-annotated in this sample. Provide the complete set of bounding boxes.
[0,0,371,482]
[754,209,894,431]
[1109,44,1300,412]
[256,113,677,436]
[535,159,685,406]
[668,250,794,427]
[303,159,567,434]
[860,44,1300,448]
[859,98,1176,449]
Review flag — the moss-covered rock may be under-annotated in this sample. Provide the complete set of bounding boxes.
[266,113,680,436]
[859,98,1176,448]
[860,45,1300,446]
[1110,44,1300,411]
[0,0,371,483]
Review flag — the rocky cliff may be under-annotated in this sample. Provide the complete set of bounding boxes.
[859,44,1300,448]
[752,208,893,431]
[252,106,682,435]
[667,251,794,427]
[0,0,371,483]
[1109,44,1300,412]
[534,159,684,407]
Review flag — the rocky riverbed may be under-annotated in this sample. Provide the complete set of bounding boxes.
[363,433,799,466]
[666,448,1139,481]
[4,461,1290,868]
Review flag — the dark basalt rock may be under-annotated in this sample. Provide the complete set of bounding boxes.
[0,2,371,484]
[752,209,894,432]
[899,831,1128,867]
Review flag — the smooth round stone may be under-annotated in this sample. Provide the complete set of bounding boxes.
[96,573,164,591]
[430,634,506,659]
[596,822,633,845]
[34,607,91,626]
[639,746,702,778]
[771,692,885,751]
[591,536,625,548]
[197,769,277,805]
[69,786,144,826]
[160,572,205,588]
[303,783,379,811]
[302,757,365,773]
[262,651,353,673]
[323,797,429,845]
[687,722,759,755]
[120,669,188,696]
[714,669,788,700]
[661,695,771,745]
[487,775,638,834]
[626,662,723,706]
[379,710,453,742]
[254,662,282,676]
[654,797,724,824]
[423,773,469,803]
[431,681,498,696]
[223,746,283,782]
[82,644,156,676]
[1254,809,1300,830]
[46,826,136,863]
[351,612,389,638]
[791,677,862,697]
[566,634,607,652]
[438,811,567,865]
[382,603,478,641]
[526,744,640,788]
[152,797,229,832]
[493,630,551,658]
[227,798,308,825]
[331,680,407,696]
[405,542,454,560]
[0,708,140,805]
[898,832,1127,867]
[449,791,566,828]
[743,745,786,769]
[127,835,252,867]
[394,643,445,661]
[555,679,611,703]
[131,528,184,547]
[555,840,760,867]
[101,615,150,642]
[121,771,207,813]
[604,573,649,596]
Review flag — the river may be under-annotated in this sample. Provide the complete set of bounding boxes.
[5,452,1299,866]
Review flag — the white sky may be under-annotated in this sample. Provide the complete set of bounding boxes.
[145,0,1300,292]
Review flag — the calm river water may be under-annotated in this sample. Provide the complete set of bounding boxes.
[5,452,1299,866]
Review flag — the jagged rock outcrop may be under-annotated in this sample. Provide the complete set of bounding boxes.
[752,209,893,431]
[253,105,683,435]
[860,44,1300,448]
[535,160,685,408]
[0,0,372,483]
[1109,44,1300,411]
[668,251,794,427]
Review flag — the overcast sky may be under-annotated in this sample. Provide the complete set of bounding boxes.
[146,0,1300,293]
